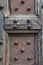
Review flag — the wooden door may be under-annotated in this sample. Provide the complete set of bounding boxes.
[9,0,34,14]
[9,34,35,65]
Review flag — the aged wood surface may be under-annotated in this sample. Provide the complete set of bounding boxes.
[0,0,42,65]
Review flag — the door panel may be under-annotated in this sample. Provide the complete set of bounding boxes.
[10,0,34,14]
[10,34,35,65]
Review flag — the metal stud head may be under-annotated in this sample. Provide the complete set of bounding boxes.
[15,8,18,12]
[41,5,43,8]
[4,13,9,18]
[0,40,3,45]
[13,20,17,23]
[21,0,25,5]
[26,41,30,45]
[13,25,17,29]
[21,48,25,53]
[14,41,18,45]
[27,24,31,29]
[0,56,2,61]
[27,20,30,23]
[14,56,18,61]
[27,8,31,12]
[0,4,4,10]
[27,56,32,61]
